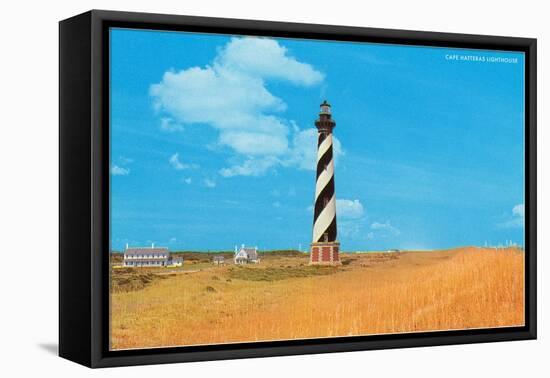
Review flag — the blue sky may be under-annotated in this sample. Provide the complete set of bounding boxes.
[110,28,525,252]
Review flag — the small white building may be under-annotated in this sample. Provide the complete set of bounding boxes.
[123,243,182,267]
[234,244,260,264]
[213,255,225,265]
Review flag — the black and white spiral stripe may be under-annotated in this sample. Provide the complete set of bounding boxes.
[313,131,337,243]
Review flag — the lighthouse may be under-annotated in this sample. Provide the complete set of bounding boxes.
[310,100,341,265]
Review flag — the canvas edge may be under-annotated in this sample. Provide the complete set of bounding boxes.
[59,10,94,367]
[525,37,537,341]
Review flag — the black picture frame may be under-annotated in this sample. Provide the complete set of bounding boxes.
[59,9,537,368]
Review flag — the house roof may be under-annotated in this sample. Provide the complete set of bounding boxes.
[124,247,169,255]
[125,258,167,262]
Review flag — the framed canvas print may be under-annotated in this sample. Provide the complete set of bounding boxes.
[59,10,537,368]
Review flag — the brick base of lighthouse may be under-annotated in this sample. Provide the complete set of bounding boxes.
[310,241,341,265]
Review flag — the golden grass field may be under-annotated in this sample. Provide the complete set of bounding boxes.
[110,247,524,350]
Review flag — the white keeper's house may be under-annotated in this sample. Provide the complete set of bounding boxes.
[234,244,260,264]
[123,243,183,267]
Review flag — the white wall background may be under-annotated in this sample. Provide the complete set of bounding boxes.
[0,0,546,376]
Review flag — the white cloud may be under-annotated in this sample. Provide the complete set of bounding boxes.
[204,179,216,188]
[111,156,133,176]
[217,119,289,156]
[308,199,366,239]
[339,219,401,242]
[169,153,198,170]
[307,200,400,242]
[215,37,324,86]
[370,221,400,236]
[182,177,192,184]
[273,201,281,208]
[160,117,184,132]
[219,156,280,177]
[150,37,328,177]
[111,164,129,176]
[339,220,365,239]
[338,219,401,242]
[118,156,134,165]
[513,203,525,218]
[336,199,364,220]
[499,203,525,228]
[286,127,343,171]
[335,199,369,240]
